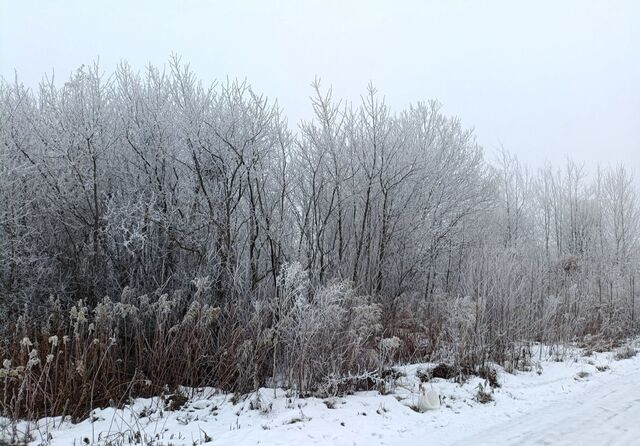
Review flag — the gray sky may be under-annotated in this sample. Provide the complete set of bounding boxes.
[1,0,639,171]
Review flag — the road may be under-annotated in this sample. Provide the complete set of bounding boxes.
[453,362,640,445]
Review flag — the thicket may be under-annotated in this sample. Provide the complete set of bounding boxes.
[1,59,638,420]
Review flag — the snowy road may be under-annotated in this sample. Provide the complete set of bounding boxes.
[453,362,640,446]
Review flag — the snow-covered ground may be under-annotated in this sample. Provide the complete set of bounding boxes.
[3,341,639,446]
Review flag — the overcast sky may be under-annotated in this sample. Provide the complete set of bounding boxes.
[1,0,638,171]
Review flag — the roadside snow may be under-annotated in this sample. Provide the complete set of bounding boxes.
[3,342,639,445]
[453,352,640,445]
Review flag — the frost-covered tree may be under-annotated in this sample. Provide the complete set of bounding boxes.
[1,60,639,419]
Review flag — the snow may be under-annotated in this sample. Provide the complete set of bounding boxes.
[454,353,640,446]
[3,341,639,445]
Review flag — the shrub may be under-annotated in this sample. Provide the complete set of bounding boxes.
[475,383,493,404]
[431,363,458,380]
[614,345,637,360]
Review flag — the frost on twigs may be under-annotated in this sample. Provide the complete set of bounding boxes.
[1,60,639,425]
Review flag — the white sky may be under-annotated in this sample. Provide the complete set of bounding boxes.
[1,0,639,171]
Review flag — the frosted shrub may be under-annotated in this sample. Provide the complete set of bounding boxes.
[379,336,401,369]
[438,295,478,365]
[278,280,347,392]
[266,264,384,395]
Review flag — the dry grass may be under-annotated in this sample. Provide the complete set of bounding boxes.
[0,271,391,421]
[1,267,636,423]
[0,290,222,421]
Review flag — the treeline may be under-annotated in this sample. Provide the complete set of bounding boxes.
[0,59,638,419]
